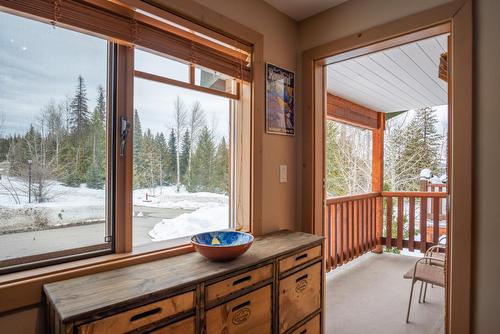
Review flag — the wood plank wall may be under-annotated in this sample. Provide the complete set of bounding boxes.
[326,94,380,129]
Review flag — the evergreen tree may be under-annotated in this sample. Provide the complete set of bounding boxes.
[213,137,229,194]
[188,126,215,192]
[68,75,91,183]
[86,161,104,189]
[86,90,106,188]
[180,130,190,183]
[154,132,168,188]
[69,75,90,135]
[133,109,143,189]
[166,129,177,185]
[399,107,444,189]
[95,85,106,123]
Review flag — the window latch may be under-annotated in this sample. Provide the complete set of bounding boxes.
[120,117,130,157]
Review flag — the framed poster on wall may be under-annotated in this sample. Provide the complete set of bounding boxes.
[265,63,295,135]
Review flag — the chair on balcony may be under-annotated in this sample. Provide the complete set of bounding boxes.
[403,245,446,323]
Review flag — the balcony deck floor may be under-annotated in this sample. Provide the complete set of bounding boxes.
[325,252,444,334]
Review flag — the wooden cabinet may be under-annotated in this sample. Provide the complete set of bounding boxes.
[279,246,321,273]
[44,231,324,334]
[206,285,272,334]
[77,291,194,334]
[289,314,320,334]
[206,264,273,304]
[149,316,196,334]
[279,262,322,333]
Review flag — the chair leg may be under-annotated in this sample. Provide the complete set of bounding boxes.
[423,282,429,303]
[418,281,424,303]
[406,279,416,323]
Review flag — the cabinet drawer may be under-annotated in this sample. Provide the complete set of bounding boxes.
[149,316,195,334]
[279,262,321,333]
[206,285,272,334]
[77,291,195,334]
[279,246,321,273]
[290,314,320,334]
[206,264,273,303]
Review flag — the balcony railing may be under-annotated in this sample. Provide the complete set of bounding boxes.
[325,190,448,271]
[381,191,447,252]
[325,192,378,270]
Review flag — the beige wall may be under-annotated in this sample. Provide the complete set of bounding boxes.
[473,0,500,332]
[191,0,300,234]
[298,0,453,51]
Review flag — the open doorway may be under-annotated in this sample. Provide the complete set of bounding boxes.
[301,2,472,332]
[323,32,450,333]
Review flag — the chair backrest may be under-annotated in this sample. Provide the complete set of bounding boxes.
[438,234,447,246]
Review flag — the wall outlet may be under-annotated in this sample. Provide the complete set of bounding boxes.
[280,165,288,183]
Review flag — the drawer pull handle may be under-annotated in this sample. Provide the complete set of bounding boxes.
[300,330,308,334]
[296,274,308,282]
[233,275,252,286]
[232,301,251,312]
[295,253,308,261]
[129,307,162,322]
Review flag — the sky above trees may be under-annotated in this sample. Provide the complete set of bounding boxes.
[0,12,106,134]
[0,11,229,140]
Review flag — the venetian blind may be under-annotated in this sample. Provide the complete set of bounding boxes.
[0,0,252,81]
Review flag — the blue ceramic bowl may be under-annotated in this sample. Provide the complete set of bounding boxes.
[191,231,254,261]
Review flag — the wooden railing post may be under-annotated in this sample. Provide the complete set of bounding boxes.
[372,113,384,253]
[325,192,379,269]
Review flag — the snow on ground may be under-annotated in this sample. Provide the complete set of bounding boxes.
[0,178,229,240]
[133,185,227,210]
[0,177,105,232]
[148,204,229,241]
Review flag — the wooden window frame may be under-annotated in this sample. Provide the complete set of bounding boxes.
[301,1,472,332]
[134,64,241,100]
[0,15,117,275]
[131,46,247,250]
[0,0,261,314]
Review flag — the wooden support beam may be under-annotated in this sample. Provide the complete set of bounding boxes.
[326,94,380,129]
[372,113,385,253]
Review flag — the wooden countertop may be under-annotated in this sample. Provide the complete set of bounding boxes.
[43,230,323,322]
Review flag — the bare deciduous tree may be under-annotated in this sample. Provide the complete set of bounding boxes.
[187,101,205,184]
[326,121,372,196]
[172,97,187,192]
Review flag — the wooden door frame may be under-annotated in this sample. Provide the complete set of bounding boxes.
[301,0,472,333]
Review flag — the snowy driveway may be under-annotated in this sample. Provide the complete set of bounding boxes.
[0,206,189,260]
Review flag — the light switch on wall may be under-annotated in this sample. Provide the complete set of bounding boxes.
[280,165,287,183]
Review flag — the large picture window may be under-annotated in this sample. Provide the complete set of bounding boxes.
[133,49,236,247]
[0,11,112,270]
[0,1,252,273]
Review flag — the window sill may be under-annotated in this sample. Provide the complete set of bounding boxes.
[0,240,194,314]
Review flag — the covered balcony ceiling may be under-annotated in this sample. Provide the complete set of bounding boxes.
[327,34,449,113]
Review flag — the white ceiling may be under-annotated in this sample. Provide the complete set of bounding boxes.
[263,0,348,21]
[327,34,449,113]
